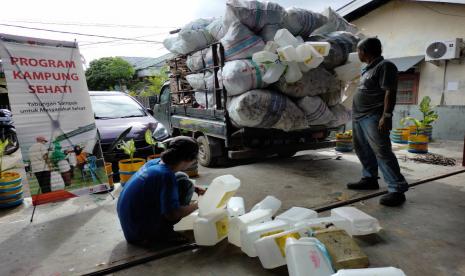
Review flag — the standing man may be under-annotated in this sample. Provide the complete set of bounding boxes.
[347,37,408,206]
[28,136,52,193]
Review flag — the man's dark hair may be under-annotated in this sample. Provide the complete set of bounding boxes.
[161,136,199,166]
[357,37,382,57]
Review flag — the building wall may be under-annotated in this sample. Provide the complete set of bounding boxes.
[351,0,465,140]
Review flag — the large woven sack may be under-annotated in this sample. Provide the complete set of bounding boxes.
[312,7,358,35]
[297,96,336,126]
[164,18,215,54]
[328,104,352,127]
[221,21,265,61]
[225,0,285,32]
[186,71,216,91]
[227,89,306,131]
[275,68,340,98]
[283,8,328,38]
[222,59,267,96]
[207,17,228,41]
[319,89,342,107]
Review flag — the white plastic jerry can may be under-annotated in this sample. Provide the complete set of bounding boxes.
[227,197,245,218]
[299,44,324,70]
[275,207,318,226]
[285,237,334,276]
[277,45,299,62]
[263,62,286,84]
[198,174,241,217]
[174,210,199,231]
[254,227,311,269]
[252,51,279,64]
[331,267,407,276]
[306,42,331,56]
[284,61,303,83]
[330,207,381,236]
[251,195,282,216]
[274,28,300,48]
[193,209,229,246]
[241,219,291,257]
[228,209,273,247]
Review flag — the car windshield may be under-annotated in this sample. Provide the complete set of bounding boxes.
[91,94,146,119]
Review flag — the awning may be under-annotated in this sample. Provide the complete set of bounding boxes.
[388,55,424,72]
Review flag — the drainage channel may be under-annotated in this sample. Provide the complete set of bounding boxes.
[82,168,465,276]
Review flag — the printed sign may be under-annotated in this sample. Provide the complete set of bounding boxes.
[0,34,110,205]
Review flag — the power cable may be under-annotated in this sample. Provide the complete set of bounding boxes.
[0,19,176,29]
[0,23,164,43]
[79,33,168,47]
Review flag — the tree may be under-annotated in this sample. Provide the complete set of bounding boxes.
[85,57,135,91]
[132,66,169,97]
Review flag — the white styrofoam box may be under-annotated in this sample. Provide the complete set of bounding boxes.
[331,207,381,236]
[275,207,318,225]
[228,209,273,247]
[241,219,291,257]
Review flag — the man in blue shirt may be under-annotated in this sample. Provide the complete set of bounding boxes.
[117,136,201,245]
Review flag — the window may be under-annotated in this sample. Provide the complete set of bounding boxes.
[396,73,419,105]
[90,94,146,119]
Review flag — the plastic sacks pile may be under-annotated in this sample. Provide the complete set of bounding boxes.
[173,175,406,276]
[163,1,364,132]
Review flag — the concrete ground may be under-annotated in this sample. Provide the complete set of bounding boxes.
[0,140,463,275]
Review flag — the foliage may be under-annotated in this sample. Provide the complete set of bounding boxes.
[0,139,9,174]
[145,129,157,155]
[401,96,439,132]
[130,66,169,97]
[86,57,135,91]
[117,139,136,163]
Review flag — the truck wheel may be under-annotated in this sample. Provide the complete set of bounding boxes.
[197,136,219,167]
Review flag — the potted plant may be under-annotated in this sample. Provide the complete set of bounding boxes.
[145,129,164,161]
[0,140,24,208]
[117,139,145,186]
[401,96,439,141]
[400,117,429,154]
[335,130,353,152]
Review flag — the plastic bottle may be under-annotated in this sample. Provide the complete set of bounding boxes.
[263,62,286,84]
[241,219,290,257]
[193,209,229,246]
[331,267,407,276]
[174,210,199,231]
[299,45,324,71]
[286,237,334,276]
[253,51,279,64]
[274,28,300,47]
[251,195,282,216]
[227,197,245,218]
[198,175,241,217]
[275,207,318,226]
[284,62,303,83]
[306,41,331,56]
[277,45,298,62]
[228,209,273,247]
[264,41,279,53]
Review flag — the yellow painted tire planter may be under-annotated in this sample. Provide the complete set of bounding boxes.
[118,158,146,186]
[0,172,23,208]
[408,135,428,154]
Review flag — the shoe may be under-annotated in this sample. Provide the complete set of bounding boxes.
[347,177,380,190]
[380,192,406,207]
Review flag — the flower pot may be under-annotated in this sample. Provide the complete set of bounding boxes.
[335,133,353,152]
[409,125,432,142]
[408,134,428,154]
[147,154,161,161]
[104,162,114,188]
[390,128,409,144]
[118,158,146,186]
[0,171,23,208]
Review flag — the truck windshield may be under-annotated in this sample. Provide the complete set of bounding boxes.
[91,94,146,119]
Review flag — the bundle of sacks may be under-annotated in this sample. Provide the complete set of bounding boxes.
[163,0,364,132]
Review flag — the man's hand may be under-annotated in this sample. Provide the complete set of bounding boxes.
[378,116,392,133]
[194,187,206,196]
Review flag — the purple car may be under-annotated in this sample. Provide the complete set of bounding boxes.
[89,91,168,180]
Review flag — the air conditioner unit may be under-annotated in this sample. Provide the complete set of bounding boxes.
[425,38,462,61]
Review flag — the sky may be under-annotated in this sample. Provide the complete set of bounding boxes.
[0,0,349,64]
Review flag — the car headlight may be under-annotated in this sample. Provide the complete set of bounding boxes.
[153,123,169,141]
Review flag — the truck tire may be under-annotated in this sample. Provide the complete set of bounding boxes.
[197,136,219,167]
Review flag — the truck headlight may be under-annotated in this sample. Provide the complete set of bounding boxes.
[153,123,169,141]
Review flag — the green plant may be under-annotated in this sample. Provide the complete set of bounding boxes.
[85,57,135,91]
[0,139,9,175]
[117,139,136,163]
[401,96,439,134]
[145,129,158,156]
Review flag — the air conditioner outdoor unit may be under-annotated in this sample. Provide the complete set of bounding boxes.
[425,38,462,61]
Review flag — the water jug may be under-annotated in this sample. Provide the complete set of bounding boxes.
[277,46,298,62]
[227,197,245,218]
[241,219,290,257]
[332,267,407,276]
[228,209,273,247]
[284,62,303,83]
[264,41,279,52]
[174,210,199,231]
[193,209,229,246]
[274,28,300,47]
[251,195,282,216]
[286,237,334,276]
[253,51,278,64]
[306,42,331,56]
[276,207,318,226]
[198,175,240,216]
[299,45,324,71]
[331,207,381,236]
[263,62,286,84]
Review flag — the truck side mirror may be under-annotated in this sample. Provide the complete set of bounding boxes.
[146,108,154,116]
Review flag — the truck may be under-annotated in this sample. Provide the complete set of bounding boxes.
[153,43,339,167]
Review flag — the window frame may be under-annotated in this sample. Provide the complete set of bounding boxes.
[396,73,419,105]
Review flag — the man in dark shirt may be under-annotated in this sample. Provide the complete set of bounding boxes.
[347,37,408,207]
